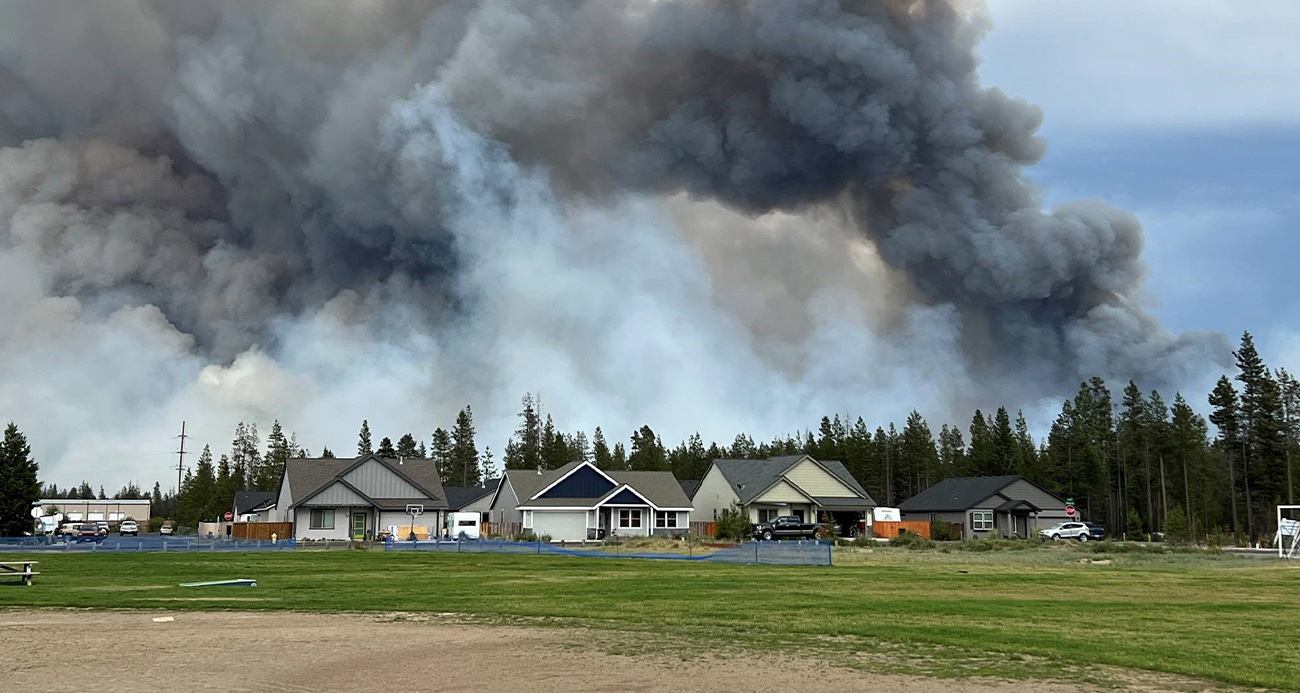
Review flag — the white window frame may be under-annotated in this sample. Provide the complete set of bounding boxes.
[971,510,993,532]
[523,510,533,529]
[654,511,678,528]
[618,509,642,528]
[309,508,335,530]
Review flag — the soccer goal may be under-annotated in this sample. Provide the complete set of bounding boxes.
[1277,506,1300,559]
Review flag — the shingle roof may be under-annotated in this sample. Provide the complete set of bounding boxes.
[283,455,447,509]
[233,491,276,514]
[508,462,694,509]
[679,479,700,499]
[897,476,1022,512]
[445,479,500,510]
[711,455,874,506]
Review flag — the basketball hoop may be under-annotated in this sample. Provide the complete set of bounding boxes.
[405,504,424,542]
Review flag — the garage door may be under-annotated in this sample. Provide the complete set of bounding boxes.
[533,511,587,541]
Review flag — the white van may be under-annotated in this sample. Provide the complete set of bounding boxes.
[448,512,481,539]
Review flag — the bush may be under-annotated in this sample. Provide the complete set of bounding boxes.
[889,531,935,550]
[716,503,752,541]
[931,520,951,541]
[148,517,164,532]
[1164,506,1191,544]
[1125,508,1144,541]
[852,532,875,547]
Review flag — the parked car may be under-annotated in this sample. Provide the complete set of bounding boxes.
[751,515,823,541]
[1039,521,1105,542]
[95,521,110,533]
[159,520,176,536]
[56,522,80,537]
[71,524,106,543]
[118,520,139,536]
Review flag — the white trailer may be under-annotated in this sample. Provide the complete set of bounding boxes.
[448,512,481,539]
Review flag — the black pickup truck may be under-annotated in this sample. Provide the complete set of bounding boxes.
[751,516,823,541]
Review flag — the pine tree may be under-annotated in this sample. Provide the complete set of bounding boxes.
[0,423,40,537]
[1014,410,1038,480]
[612,442,627,470]
[215,454,233,515]
[1208,375,1242,538]
[262,420,290,492]
[572,430,591,463]
[452,406,480,487]
[968,410,994,476]
[592,428,613,470]
[396,433,420,459]
[376,436,397,458]
[151,482,163,516]
[321,446,335,458]
[358,420,373,456]
[1170,393,1208,539]
[480,447,496,483]
[629,425,667,471]
[900,411,939,493]
[992,407,1016,475]
[431,428,453,486]
[514,393,542,470]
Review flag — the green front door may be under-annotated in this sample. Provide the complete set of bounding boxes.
[352,512,366,540]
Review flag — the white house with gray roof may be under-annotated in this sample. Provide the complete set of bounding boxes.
[487,460,693,542]
[691,455,875,534]
[275,454,448,541]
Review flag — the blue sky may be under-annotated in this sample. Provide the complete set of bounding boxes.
[978,1,1300,369]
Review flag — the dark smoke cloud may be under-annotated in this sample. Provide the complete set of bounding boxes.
[0,0,1229,486]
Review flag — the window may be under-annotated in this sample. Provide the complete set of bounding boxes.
[88,512,105,521]
[309,508,335,530]
[758,509,779,523]
[618,509,642,528]
[68,513,83,521]
[523,511,532,529]
[971,511,993,532]
[108,512,125,521]
[457,519,476,527]
[655,511,678,528]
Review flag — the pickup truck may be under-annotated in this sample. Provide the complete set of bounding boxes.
[69,524,107,543]
[751,516,824,541]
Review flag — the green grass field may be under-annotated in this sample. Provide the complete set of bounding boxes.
[1,547,1296,689]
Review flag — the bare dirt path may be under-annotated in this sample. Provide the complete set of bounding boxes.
[0,610,1196,692]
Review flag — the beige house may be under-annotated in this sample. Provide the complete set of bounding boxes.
[37,499,151,523]
[690,455,874,534]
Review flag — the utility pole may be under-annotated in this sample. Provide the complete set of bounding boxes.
[176,420,189,495]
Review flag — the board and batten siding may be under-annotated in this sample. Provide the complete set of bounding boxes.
[274,476,293,523]
[690,465,740,522]
[293,506,359,540]
[784,458,858,497]
[302,481,370,507]
[342,459,424,498]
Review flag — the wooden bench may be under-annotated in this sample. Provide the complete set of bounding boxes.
[0,561,38,586]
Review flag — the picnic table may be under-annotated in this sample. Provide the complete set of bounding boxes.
[0,561,38,586]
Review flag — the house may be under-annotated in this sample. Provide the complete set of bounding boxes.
[691,455,874,533]
[233,491,276,522]
[897,475,1070,539]
[275,454,448,541]
[487,461,692,542]
[445,479,500,524]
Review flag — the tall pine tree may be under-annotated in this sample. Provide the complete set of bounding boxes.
[0,423,40,537]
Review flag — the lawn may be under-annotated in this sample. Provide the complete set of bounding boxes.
[1,547,1296,689]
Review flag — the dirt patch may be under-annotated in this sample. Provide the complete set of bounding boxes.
[0,610,1203,692]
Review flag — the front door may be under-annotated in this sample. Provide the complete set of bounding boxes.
[351,512,366,540]
[793,509,805,522]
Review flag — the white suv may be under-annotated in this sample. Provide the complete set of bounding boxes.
[118,520,139,536]
[1039,522,1105,542]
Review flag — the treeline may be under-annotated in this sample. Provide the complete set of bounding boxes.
[495,334,1295,542]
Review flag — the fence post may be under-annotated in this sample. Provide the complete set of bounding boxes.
[754,540,758,565]
[536,540,541,555]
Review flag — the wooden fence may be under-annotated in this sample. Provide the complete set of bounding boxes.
[871,520,932,539]
[232,522,292,541]
[689,521,717,538]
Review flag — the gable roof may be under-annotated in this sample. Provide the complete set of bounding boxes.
[679,479,700,499]
[507,461,693,510]
[898,476,1024,512]
[233,491,276,515]
[283,454,447,510]
[445,478,500,510]
[710,455,875,506]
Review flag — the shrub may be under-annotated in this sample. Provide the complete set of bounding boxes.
[1125,508,1144,541]
[931,520,951,541]
[715,503,752,541]
[1164,506,1192,544]
[889,531,935,550]
[148,517,164,532]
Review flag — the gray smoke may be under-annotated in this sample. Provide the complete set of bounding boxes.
[0,0,1229,487]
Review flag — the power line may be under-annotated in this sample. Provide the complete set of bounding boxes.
[176,420,189,495]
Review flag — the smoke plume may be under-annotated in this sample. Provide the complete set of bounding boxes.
[0,0,1229,487]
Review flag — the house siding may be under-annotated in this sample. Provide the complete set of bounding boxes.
[691,465,740,522]
[489,478,522,527]
[785,459,857,497]
[379,509,440,539]
[754,480,811,504]
[293,506,360,540]
[274,477,293,523]
[302,482,370,507]
[342,459,424,498]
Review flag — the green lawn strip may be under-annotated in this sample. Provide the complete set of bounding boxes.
[0,551,1293,689]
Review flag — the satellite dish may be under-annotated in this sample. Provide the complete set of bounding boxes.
[30,506,43,519]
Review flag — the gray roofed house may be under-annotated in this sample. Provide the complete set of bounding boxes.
[897,475,1070,540]
[487,460,693,543]
[692,455,874,536]
[276,453,448,541]
[678,479,701,499]
[232,491,276,521]
[445,478,500,511]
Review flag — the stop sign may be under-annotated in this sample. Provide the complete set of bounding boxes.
[1065,505,1076,517]
[224,511,233,521]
